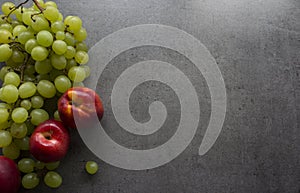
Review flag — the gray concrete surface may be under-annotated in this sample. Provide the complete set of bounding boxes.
[1,0,299,192]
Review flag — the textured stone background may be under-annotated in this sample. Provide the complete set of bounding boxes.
[1,0,299,192]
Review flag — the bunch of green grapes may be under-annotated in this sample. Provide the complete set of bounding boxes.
[0,0,91,189]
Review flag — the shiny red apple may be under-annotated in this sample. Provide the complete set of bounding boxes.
[0,156,21,193]
[30,119,70,163]
[57,87,104,129]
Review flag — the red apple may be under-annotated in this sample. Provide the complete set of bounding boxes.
[0,156,21,193]
[57,87,104,129]
[30,119,70,163]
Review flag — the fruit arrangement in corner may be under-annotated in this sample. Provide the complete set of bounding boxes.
[0,0,103,192]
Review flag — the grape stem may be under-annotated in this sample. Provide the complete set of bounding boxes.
[3,0,30,20]
[32,0,45,13]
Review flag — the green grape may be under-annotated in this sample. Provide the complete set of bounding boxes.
[43,6,59,21]
[49,69,64,81]
[45,1,57,8]
[31,95,44,109]
[11,50,25,63]
[68,66,86,82]
[0,23,13,32]
[0,84,19,103]
[54,75,71,93]
[23,74,35,82]
[22,11,35,25]
[45,161,60,170]
[14,7,23,21]
[2,142,20,159]
[50,53,67,70]
[22,173,40,189]
[5,57,22,68]
[55,31,65,40]
[31,46,49,61]
[0,108,9,123]
[73,81,84,87]
[35,161,45,170]
[0,66,12,80]
[4,71,20,87]
[0,120,11,130]
[0,29,12,43]
[31,15,50,32]
[75,51,89,65]
[12,25,27,38]
[0,44,12,62]
[37,80,56,98]
[0,130,12,147]
[10,122,27,138]
[51,21,65,33]
[75,42,88,52]
[1,2,15,15]
[66,59,77,70]
[11,107,28,123]
[30,109,49,125]
[85,161,99,175]
[0,102,11,109]
[52,40,67,55]
[64,16,73,24]
[36,30,53,47]
[35,59,52,75]
[18,158,35,173]
[82,65,91,77]
[18,31,35,45]
[53,110,60,121]
[14,136,30,150]
[65,16,82,32]
[64,46,76,59]
[44,171,62,188]
[24,65,36,75]
[64,32,75,46]
[20,99,32,110]
[25,38,38,54]
[74,28,87,41]
[57,13,63,21]
[19,82,37,99]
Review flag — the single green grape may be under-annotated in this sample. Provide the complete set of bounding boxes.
[31,95,44,109]
[0,120,11,130]
[0,29,12,44]
[75,51,89,65]
[52,40,67,55]
[64,32,75,46]
[54,75,71,93]
[0,130,12,147]
[74,28,87,42]
[43,6,59,21]
[66,59,77,70]
[22,173,40,189]
[0,84,19,103]
[0,108,9,124]
[44,171,62,188]
[45,161,60,170]
[20,99,32,110]
[51,21,65,33]
[12,25,27,38]
[0,44,12,62]
[35,59,52,75]
[24,64,36,75]
[37,80,56,98]
[18,158,35,173]
[31,15,50,32]
[64,46,76,59]
[10,122,28,138]
[4,71,21,87]
[65,16,82,32]
[0,66,12,80]
[85,161,99,175]
[25,38,38,54]
[19,82,37,99]
[11,107,28,123]
[2,142,20,159]
[2,2,15,15]
[35,161,45,170]
[0,23,13,32]
[55,31,65,40]
[50,53,67,70]
[18,31,35,45]
[68,66,86,82]
[11,50,25,63]
[31,46,49,61]
[75,42,88,52]
[36,30,53,47]
[30,109,49,126]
